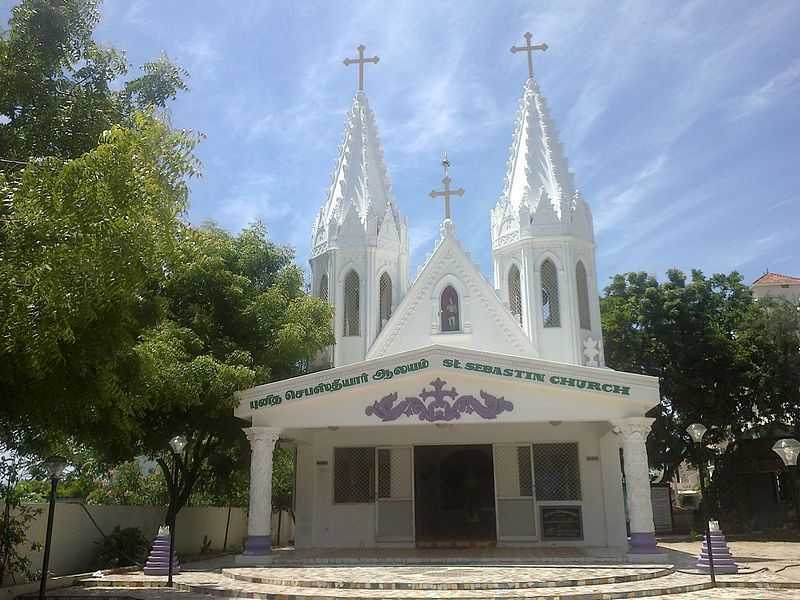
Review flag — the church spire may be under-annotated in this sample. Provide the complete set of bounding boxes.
[310,45,409,368]
[491,37,592,250]
[311,50,404,257]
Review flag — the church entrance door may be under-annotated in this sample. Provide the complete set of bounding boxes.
[413,445,497,547]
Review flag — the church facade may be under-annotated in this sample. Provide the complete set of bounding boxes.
[234,38,662,562]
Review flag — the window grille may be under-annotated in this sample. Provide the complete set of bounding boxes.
[343,270,360,336]
[576,261,591,330]
[540,259,560,327]
[333,446,374,503]
[319,274,328,303]
[440,284,460,332]
[379,272,392,331]
[508,265,522,324]
[533,443,581,501]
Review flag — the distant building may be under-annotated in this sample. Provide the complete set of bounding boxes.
[752,271,800,304]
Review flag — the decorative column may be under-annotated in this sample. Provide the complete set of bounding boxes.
[611,417,660,554]
[238,426,281,563]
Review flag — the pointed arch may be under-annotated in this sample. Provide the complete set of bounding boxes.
[343,270,360,336]
[319,273,329,303]
[508,264,522,324]
[576,260,591,330]
[540,258,561,327]
[379,271,392,331]
[440,285,460,332]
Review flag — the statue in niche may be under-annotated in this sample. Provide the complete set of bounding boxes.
[440,285,460,332]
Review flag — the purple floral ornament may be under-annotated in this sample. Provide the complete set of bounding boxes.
[365,378,513,422]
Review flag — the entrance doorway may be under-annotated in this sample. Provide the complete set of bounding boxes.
[413,445,496,546]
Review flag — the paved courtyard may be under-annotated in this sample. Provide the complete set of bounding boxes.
[34,541,800,600]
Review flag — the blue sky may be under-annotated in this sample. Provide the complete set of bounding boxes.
[4,0,799,289]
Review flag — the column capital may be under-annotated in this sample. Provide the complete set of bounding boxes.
[610,417,655,442]
[244,426,282,446]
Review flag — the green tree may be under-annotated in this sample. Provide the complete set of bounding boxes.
[0,0,195,449]
[0,439,42,585]
[0,111,200,447]
[109,223,333,523]
[599,269,788,479]
[0,0,187,163]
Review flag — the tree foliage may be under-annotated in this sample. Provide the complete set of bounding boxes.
[0,0,197,448]
[0,438,42,586]
[601,269,800,478]
[0,0,334,522]
[0,0,187,162]
[114,223,333,521]
[0,111,200,446]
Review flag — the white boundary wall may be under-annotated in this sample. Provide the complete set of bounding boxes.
[12,504,265,577]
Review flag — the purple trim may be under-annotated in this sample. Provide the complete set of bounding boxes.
[628,531,660,554]
[242,534,271,556]
[365,378,513,422]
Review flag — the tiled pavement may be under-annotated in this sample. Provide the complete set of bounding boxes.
[64,564,800,599]
[30,546,800,600]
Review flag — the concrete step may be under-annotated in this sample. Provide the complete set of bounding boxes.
[77,571,800,600]
[220,565,674,590]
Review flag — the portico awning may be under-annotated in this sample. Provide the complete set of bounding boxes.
[235,344,660,429]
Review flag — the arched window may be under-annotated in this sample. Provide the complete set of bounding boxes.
[319,274,329,303]
[440,285,460,332]
[508,265,522,324]
[541,259,560,327]
[576,261,591,330]
[379,272,392,331]
[343,270,360,336]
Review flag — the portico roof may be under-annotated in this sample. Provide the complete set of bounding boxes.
[236,345,660,428]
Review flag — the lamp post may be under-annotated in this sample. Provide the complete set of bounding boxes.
[686,423,715,584]
[167,435,187,587]
[771,438,800,531]
[38,456,67,600]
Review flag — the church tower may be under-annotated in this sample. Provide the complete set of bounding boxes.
[310,45,409,367]
[491,34,603,367]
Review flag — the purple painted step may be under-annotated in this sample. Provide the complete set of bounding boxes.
[697,529,738,574]
[143,534,181,576]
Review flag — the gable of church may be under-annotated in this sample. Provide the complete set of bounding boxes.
[367,222,538,360]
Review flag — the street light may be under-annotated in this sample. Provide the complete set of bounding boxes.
[772,438,800,531]
[686,423,715,584]
[39,456,67,600]
[167,435,187,588]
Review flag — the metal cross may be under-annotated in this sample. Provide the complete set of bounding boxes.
[510,32,548,79]
[429,152,465,221]
[343,44,380,92]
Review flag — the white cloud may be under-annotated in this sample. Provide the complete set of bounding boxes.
[728,58,800,121]
[217,172,287,232]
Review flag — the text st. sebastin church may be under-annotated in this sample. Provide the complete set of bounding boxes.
[234,36,662,563]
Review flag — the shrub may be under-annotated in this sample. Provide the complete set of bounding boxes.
[96,526,148,568]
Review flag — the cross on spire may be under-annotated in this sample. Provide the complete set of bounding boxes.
[429,152,465,222]
[510,32,548,79]
[343,44,380,92]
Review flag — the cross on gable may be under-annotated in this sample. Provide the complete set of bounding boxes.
[343,44,380,92]
[429,153,465,222]
[510,32,548,79]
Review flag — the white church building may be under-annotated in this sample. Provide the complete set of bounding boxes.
[235,37,662,562]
